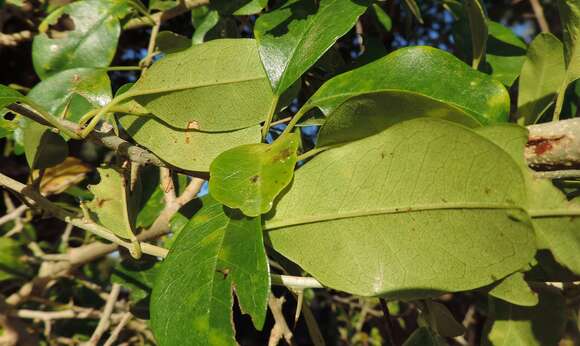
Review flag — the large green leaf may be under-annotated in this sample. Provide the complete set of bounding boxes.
[484,22,527,87]
[0,238,31,281]
[254,0,370,95]
[211,0,267,15]
[483,288,566,346]
[86,167,140,241]
[266,118,535,297]
[488,272,538,307]
[316,91,481,147]
[209,133,300,217]
[120,39,274,131]
[517,33,566,124]
[27,68,112,123]
[32,0,121,79]
[464,0,488,69]
[151,198,269,346]
[119,115,261,172]
[304,46,510,124]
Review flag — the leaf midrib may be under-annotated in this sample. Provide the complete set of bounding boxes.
[265,202,524,230]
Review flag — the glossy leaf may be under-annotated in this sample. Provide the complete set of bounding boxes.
[254,0,370,95]
[266,118,535,297]
[464,0,488,69]
[23,122,68,169]
[483,288,566,346]
[86,167,140,241]
[211,0,267,15]
[484,22,527,87]
[304,46,510,124]
[27,68,112,123]
[151,198,269,346]
[518,33,566,124]
[316,91,481,147]
[403,327,447,346]
[488,272,538,307]
[0,238,31,281]
[121,39,274,131]
[210,133,300,217]
[32,0,121,78]
[119,115,261,172]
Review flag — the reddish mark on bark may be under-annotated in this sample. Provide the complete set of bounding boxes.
[527,135,566,155]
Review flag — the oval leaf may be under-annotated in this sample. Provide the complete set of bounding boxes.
[151,198,269,346]
[254,0,370,95]
[23,121,68,169]
[86,167,140,241]
[122,39,274,131]
[488,272,538,307]
[119,115,261,172]
[210,133,300,217]
[32,0,121,78]
[304,46,510,124]
[265,118,535,297]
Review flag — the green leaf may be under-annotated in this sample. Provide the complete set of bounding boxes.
[266,118,535,297]
[529,179,580,274]
[32,0,121,79]
[0,84,24,109]
[191,9,220,45]
[371,3,392,31]
[209,133,300,217]
[488,272,538,307]
[483,287,566,346]
[0,238,31,281]
[151,197,270,346]
[23,121,68,169]
[254,0,370,95]
[211,0,267,15]
[304,46,510,124]
[157,31,192,54]
[403,327,447,346]
[484,22,527,87]
[27,68,112,123]
[425,301,465,338]
[118,115,261,172]
[86,167,140,241]
[464,0,488,69]
[517,33,566,124]
[120,39,274,131]
[316,91,482,147]
[558,0,580,84]
[402,0,423,24]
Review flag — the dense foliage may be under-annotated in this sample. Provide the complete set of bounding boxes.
[0,0,579,345]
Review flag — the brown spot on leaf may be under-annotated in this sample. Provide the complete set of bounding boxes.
[186,121,200,130]
[272,148,292,162]
[249,175,260,183]
[217,268,230,279]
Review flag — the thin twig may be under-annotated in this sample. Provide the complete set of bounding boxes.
[268,295,294,346]
[529,0,550,33]
[124,0,210,29]
[103,312,133,346]
[84,284,121,346]
[141,16,162,70]
[0,204,27,227]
